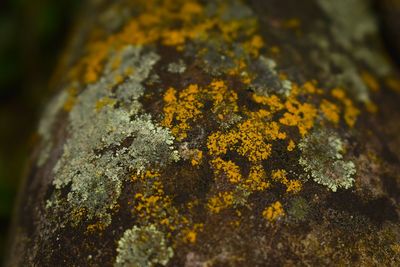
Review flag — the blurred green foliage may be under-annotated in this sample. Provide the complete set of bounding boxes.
[0,0,80,261]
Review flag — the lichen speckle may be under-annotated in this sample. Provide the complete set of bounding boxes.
[115,225,173,267]
[167,59,187,74]
[298,129,356,191]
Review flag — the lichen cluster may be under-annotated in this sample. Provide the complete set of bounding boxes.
[298,129,356,191]
[47,46,179,225]
[32,0,400,265]
[115,224,173,267]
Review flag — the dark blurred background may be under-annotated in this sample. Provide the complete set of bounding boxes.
[0,0,80,262]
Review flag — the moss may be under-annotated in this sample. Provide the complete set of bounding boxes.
[115,225,173,267]
[298,129,356,191]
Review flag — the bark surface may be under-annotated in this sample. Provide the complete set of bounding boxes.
[6,0,400,266]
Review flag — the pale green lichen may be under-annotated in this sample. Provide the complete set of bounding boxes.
[250,56,292,97]
[298,129,356,192]
[317,0,377,48]
[167,60,186,74]
[115,225,173,267]
[49,46,179,225]
[317,0,391,76]
[37,90,68,166]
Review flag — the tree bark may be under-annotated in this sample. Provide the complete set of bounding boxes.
[6,0,400,266]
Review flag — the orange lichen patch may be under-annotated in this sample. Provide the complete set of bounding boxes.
[287,139,296,152]
[271,169,302,193]
[133,173,184,232]
[208,80,239,119]
[63,87,78,111]
[331,88,360,127]
[236,120,273,162]
[320,99,340,124]
[95,97,116,111]
[279,99,318,136]
[361,71,380,92]
[301,81,322,94]
[182,223,203,243]
[207,131,238,156]
[386,77,400,93]
[243,34,264,57]
[183,230,197,243]
[217,111,286,162]
[161,84,203,140]
[211,157,242,184]
[243,164,270,191]
[207,191,234,213]
[69,0,264,85]
[262,201,285,222]
[190,150,203,166]
[252,94,284,112]
[162,30,186,49]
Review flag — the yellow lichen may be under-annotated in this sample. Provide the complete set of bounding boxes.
[211,157,242,184]
[252,94,284,112]
[320,99,340,124]
[208,80,239,119]
[279,99,317,136]
[287,139,296,151]
[190,150,203,166]
[243,164,269,191]
[262,201,285,222]
[331,88,360,127]
[161,84,203,140]
[182,223,203,243]
[207,191,234,213]
[271,169,302,193]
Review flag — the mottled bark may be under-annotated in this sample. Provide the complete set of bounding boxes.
[6,0,400,266]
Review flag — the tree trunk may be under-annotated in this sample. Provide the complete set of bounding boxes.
[6,0,400,266]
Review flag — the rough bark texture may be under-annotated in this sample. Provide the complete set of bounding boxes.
[6,0,400,266]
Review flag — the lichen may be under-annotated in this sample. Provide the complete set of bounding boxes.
[250,56,292,97]
[262,201,285,222]
[115,224,173,267]
[37,90,68,166]
[167,60,187,74]
[49,47,179,225]
[298,129,356,191]
[317,0,377,48]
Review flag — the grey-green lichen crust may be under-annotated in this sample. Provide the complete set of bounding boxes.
[299,129,356,192]
[46,45,179,225]
[37,90,69,166]
[115,224,173,267]
[314,0,391,102]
